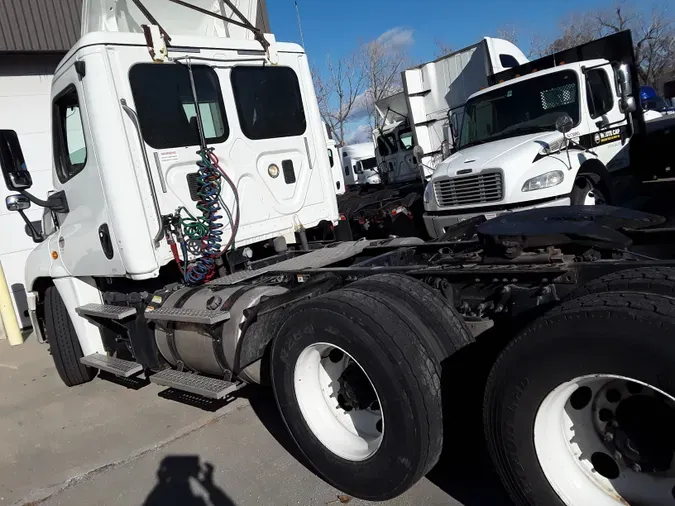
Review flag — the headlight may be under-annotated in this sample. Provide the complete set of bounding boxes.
[522,171,564,192]
[423,182,433,204]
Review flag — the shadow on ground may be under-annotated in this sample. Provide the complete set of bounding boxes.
[143,455,234,506]
[426,337,514,506]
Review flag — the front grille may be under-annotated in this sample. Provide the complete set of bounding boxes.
[434,170,503,207]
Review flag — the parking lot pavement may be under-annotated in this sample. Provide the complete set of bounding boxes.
[0,336,511,506]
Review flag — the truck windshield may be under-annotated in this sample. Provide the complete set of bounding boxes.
[458,70,579,150]
[356,157,377,173]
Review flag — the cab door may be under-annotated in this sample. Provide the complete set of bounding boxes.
[583,65,629,174]
[51,61,124,276]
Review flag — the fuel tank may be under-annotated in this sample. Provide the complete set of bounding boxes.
[154,284,288,383]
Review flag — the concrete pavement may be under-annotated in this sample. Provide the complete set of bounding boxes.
[0,336,511,506]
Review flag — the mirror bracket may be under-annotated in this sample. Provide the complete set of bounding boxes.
[20,190,69,213]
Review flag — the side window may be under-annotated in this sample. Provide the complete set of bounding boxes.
[327,148,334,168]
[586,69,613,119]
[53,86,87,183]
[377,136,389,157]
[129,64,228,149]
[231,66,306,139]
[398,128,414,150]
[385,133,399,154]
[499,54,520,69]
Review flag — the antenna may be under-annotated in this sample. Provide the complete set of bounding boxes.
[294,0,306,48]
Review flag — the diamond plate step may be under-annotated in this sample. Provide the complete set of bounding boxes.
[80,353,143,377]
[76,303,136,320]
[144,307,230,325]
[150,369,241,399]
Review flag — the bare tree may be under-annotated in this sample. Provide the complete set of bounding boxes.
[313,54,366,146]
[359,38,409,131]
[434,39,453,58]
[496,25,519,45]
[523,1,674,88]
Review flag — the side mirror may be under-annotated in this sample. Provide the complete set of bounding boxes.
[6,194,30,212]
[614,64,636,114]
[0,130,32,190]
[555,114,574,135]
[413,145,424,161]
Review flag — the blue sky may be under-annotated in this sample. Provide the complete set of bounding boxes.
[267,0,613,142]
[268,0,611,66]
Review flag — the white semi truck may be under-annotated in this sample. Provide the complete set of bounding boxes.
[5,5,675,505]
[423,31,675,238]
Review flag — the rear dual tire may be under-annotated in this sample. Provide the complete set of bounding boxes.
[270,275,470,501]
[484,291,675,506]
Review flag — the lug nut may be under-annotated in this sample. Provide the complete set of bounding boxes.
[604,432,614,442]
[613,451,623,461]
[632,463,642,473]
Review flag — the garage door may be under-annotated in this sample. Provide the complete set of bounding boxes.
[0,56,60,328]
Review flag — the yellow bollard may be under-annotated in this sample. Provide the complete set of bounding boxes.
[0,261,23,346]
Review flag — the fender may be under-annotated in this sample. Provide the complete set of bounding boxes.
[52,277,105,356]
[575,158,616,204]
[24,233,70,292]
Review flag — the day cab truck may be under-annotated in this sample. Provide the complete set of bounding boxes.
[423,31,675,238]
[5,5,675,506]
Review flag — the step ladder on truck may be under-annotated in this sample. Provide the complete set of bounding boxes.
[5,5,675,505]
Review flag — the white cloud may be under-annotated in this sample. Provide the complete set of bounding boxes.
[376,27,414,52]
[350,90,373,121]
[346,124,373,145]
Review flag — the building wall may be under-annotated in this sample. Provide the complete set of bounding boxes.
[0,54,63,327]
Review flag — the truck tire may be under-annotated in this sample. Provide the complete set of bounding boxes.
[569,266,675,300]
[350,273,473,361]
[44,286,96,386]
[483,292,675,506]
[270,288,443,501]
[570,174,609,205]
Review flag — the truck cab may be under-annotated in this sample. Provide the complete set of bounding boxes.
[373,92,420,184]
[339,143,380,187]
[423,31,670,238]
[1,0,338,349]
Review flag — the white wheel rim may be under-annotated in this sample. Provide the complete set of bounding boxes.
[293,343,384,461]
[583,190,597,205]
[534,374,675,505]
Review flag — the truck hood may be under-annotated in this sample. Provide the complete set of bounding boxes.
[435,131,561,177]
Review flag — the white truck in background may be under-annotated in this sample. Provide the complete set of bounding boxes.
[373,37,528,184]
[324,123,345,195]
[423,31,675,238]
[338,142,380,186]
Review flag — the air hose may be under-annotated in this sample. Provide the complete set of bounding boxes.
[172,60,240,285]
[177,148,240,285]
